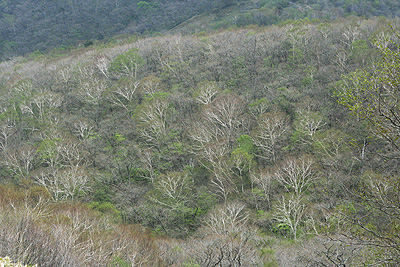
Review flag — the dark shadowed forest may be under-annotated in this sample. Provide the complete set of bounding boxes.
[1,0,400,59]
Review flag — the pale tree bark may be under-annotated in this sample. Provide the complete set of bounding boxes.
[108,79,139,115]
[294,108,326,144]
[94,54,111,79]
[2,145,37,180]
[78,77,107,105]
[151,172,193,209]
[35,166,90,201]
[201,141,238,201]
[178,202,264,266]
[250,169,273,208]
[73,120,95,143]
[139,75,161,97]
[275,156,315,196]
[0,120,16,152]
[135,95,171,146]
[342,25,360,49]
[274,195,306,241]
[138,149,157,183]
[252,111,290,163]
[194,81,219,105]
[20,91,62,124]
[201,93,245,143]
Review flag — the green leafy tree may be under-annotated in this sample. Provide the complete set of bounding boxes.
[137,1,155,12]
[335,36,400,265]
[230,135,255,192]
[110,49,145,78]
[337,37,400,153]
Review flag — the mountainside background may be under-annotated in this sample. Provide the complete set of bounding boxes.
[1,0,400,60]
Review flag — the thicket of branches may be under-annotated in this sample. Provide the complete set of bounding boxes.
[0,16,399,266]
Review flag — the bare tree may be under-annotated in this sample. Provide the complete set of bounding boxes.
[335,51,349,73]
[78,77,107,105]
[108,78,139,115]
[333,171,400,265]
[200,140,238,201]
[194,81,220,105]
[20,91,62,123]
[73,120,96,143]
[252,111,290,163]
[138,148,157,183]
[275,156,315,196]
[37,137,88,170]
[2,145,37,180]
[35,166,90,201]
[294,108,326,144]
[211,166,238,202]
[152,172,193,208]
[188,93,246,200]
[248,98,270,119]
[251,169,274,208]
[206,202,249,235]
[342,25,361,49]
[135,94,172,146]
[297,237,364,267]
[139,75,161,97]
[0,119,16,152]
[94,54,111,79]
[181,202,264,266]
[56,64,74,84]
[273,195,306,241]
[202,93,245,142]
[188,120,217,151]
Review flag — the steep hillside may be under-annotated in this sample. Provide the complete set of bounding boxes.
[1,0,400,60]
[1,16,399,266]
[0,0,228,59]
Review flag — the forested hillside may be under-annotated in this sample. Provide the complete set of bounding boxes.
[1,0,400,60]
[0,14,400,266]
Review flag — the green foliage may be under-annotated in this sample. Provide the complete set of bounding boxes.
[336,38,400,151]
[92,186,112,202]
[195,188,219,213]
[88,201,121,218]
[230,147,254,171]
[236,134,254,153]
[288,47,304,67]
[143,91,170,101]
[3,13,400,265]
[108,257,131,267]
[106,132,126,150]
[129,167,151,182]
[333,33,400,265]
[0,257,36,267]
[36,138,62,163]
[182,259,200,267]
[110,49,145,77]
[272,223,291,237]
[27,50,44,61]
[137,1,155,11]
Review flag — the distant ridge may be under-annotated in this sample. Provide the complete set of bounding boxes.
[0,0,399,60]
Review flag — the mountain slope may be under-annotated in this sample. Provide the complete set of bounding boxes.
[1,0,400,60]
